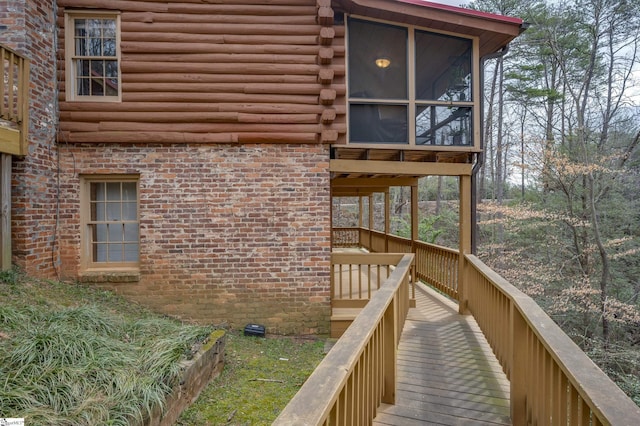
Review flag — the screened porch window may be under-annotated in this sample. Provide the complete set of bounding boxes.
[347,17,474,146]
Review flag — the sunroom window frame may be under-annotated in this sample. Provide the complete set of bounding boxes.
[345,15,481,150]
[80,175,140,272]
[64,10,122,103]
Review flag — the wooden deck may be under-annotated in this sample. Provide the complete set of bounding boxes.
[374,284,511,426]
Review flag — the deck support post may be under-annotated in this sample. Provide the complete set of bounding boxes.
[368,194,374,250]
[358,195,363,247]
[0,153,11,270]
[411,184,419,252]
[384,189,390,252]
[458,174,472,313]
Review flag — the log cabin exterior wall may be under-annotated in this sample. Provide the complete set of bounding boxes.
[56,0,346,145]
[53,0,341,333]
[4,0,521,332]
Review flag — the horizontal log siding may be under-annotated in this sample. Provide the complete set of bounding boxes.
[57,0,345,144]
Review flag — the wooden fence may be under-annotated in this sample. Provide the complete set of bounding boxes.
[274,254,414,425]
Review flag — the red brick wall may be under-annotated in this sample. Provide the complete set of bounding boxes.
[1,0,59,278]
[57,143,332,334]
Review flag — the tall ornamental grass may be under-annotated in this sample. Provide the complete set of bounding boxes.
[0,273,213,426]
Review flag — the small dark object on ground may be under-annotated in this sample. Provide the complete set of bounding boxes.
[244,324,265,337]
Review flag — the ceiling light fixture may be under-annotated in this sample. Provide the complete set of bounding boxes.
[375,57,391,69]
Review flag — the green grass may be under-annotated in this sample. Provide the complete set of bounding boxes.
[177,332,327,425]
[0,269,328,425]
[0,269,214,425]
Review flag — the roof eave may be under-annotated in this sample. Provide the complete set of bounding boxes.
[333,0,526,55]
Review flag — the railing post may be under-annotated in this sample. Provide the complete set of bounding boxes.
[458,255,468,313]
[381,295,397,404]
[511,301,528,424]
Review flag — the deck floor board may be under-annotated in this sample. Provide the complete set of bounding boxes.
[373,284,511,426]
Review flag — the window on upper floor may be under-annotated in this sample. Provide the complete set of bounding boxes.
[347,17,474,146]
[65,12,121,102]
[81,176,139,271]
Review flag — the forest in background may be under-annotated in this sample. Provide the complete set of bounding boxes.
[472,0,640,405]
[333,0,640,405]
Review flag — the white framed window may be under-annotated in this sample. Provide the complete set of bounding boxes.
[347,17,475,146]
[65,11,121,102]
[80,175,139,271]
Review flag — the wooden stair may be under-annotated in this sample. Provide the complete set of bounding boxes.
[330,307,362,338]
[330,299,416,338]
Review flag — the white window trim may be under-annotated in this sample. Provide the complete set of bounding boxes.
[64,10,122,102]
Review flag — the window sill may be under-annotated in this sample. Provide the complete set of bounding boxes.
[79,270,140,284]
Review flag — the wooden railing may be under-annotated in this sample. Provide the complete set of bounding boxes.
[464,254,640,425]
[0,44,29,156]
[274,254,414,425]
[332,227,360,248]
[329,226,640,424]
[331,251,416,311]
[415,242,458,299]
[335,227,459,298]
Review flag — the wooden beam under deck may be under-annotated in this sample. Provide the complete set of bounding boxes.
[332,176,419,188]
[330,159,473,177]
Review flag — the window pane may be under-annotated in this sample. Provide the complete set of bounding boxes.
[415,30,472,102]
[91,182,105,201]
[416,105,472,146]
[103,39,116,57]
[95,243,107,262]
[91,77,104,96]
[122,202,137,221]
[91,60,104,77]
[108,244,123,262]
[105,61,118,81]
[88,19,102,38]
[122,182,136,200]
[77,59,90,77]
[92,201,105,221]
[95,223,108,243]
[77,78,89,96]
[87,39,102,56]
[74,19,87,37]
[103,20,116,38]
[75,36,87,56]
[124,223,139,242]
[348,18,407,100]
[350,104,408,144]
[106,182,121,201]
[106,202,121,221]
[108,223,123,242]
[123,243,139,262]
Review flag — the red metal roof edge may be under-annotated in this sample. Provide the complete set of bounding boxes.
[395,0,524,25]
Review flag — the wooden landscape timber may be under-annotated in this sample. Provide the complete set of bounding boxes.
[57,0,344,145]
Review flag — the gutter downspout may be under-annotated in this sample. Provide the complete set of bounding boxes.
[472,43,510,254]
